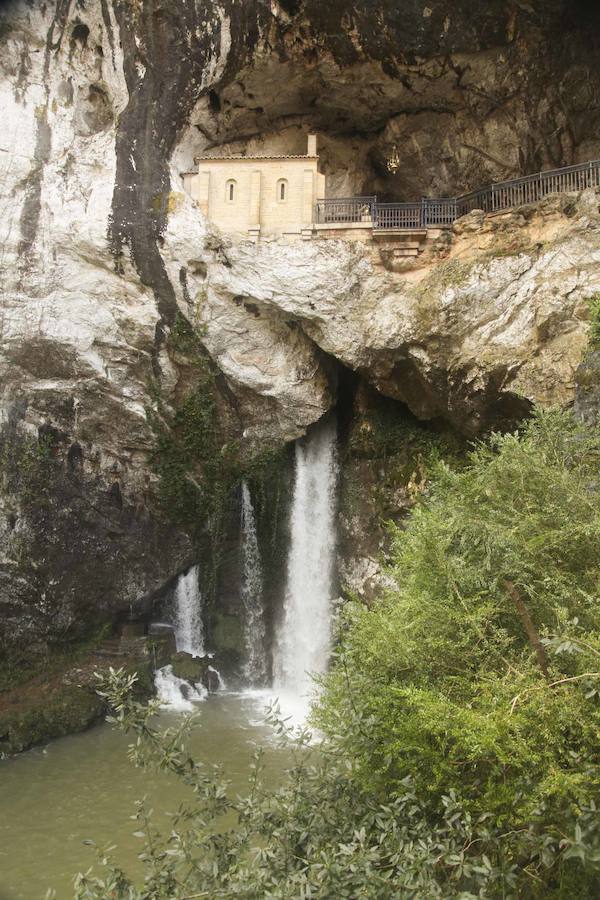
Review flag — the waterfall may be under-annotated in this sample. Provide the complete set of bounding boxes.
[154,565,207,709]
[240,481,267,685]
[173,564,204,656]
[273,416,338,709]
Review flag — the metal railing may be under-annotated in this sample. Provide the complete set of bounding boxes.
[315,196,376,224]
[375,202,424,230]
[315,159,600,230]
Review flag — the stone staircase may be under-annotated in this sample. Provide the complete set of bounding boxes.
[94,635,149,660]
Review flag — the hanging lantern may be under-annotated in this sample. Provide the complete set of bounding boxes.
[386,145,400,173]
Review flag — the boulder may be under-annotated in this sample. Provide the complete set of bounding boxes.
[170,651,211,684]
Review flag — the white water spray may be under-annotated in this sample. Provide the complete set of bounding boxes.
[240,481,267,685]
[155,665,207,711]
[273,416,338,711]
[173,564,204,656]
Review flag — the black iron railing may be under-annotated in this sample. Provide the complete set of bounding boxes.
[315,159,600,230]
[315,196,376,224]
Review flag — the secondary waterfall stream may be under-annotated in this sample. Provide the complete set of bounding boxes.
[273,416,338,712]
[240,481,267,685]
[173,564,204,655]
[155,421,338,715]
[155,564,208,710]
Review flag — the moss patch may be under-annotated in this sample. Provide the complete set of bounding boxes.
[0,650,154,755]
[148,314,290,619]
[338,386,465,594]
[170,651,210,683]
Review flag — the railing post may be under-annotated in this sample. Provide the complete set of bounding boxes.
[372,198,377,228]
[421,197,427,228]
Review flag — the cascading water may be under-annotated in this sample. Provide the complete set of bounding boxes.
[273,416,338,713]
[240,481,267,686]
[155,666,207,711]
[173,564,204,656]
[155,564,208,709]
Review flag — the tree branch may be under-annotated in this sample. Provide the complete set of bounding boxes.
[510,672,600,714]
[503,579,549,680]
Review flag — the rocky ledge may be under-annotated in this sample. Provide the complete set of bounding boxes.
[202,190,599,438]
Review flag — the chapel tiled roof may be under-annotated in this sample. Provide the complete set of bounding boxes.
[192,154,319,162]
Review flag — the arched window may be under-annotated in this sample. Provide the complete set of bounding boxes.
[277,178,288,202]
[225,179,236,202]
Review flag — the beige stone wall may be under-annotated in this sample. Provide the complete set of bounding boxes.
[186,156,322,236]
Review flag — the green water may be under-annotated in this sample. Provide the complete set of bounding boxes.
[0,691,288,900]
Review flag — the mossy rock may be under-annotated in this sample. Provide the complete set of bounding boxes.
[0,684,105,755]
[127,660,155,698]
[170,651,210,683]
[0,657,154,756]
[211,614,243,655]
[147,631,177,669]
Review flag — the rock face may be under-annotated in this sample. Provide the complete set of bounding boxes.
[575,351,600,426]
[1,0,599,670]
[205,191,598,435]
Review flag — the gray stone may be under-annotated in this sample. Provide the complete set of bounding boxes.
[574,351,600,426]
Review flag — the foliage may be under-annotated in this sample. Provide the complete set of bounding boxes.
[317,408,600,896]
[71,410,600,898]
[168,311,207,357]
[0,427,54,507]
[347,397,462,466]
[69,667,592,900]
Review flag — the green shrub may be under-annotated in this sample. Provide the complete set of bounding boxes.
[317,408,600,895]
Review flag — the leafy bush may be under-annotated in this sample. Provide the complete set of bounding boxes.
[316,409,600,896]
[72,410,600,898]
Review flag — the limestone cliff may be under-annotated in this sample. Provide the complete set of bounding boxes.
[1,0,599,670]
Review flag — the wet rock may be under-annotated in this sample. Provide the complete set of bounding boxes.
[205,667,221,692]
[168,650,223,692]
[170,651,210,684]
[574,350,600,426]
[147,628,177,669]
[0,683,104,755]
[0,651,154,756]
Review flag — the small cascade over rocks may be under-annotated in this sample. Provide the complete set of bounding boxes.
[240,480,267,686]
[154,565,220,709]
[273,416,338,716]
[155,666,207,711]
